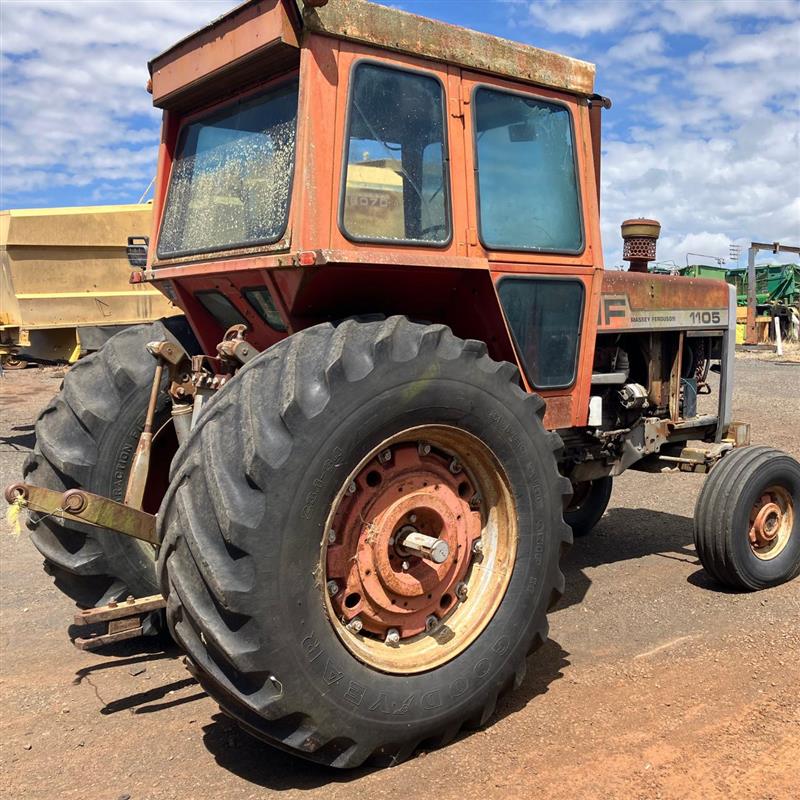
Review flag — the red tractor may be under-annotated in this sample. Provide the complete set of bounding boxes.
[9,0,799,769]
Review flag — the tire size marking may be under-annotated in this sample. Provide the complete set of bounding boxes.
[302,632,512,715]
[301,446,344,519]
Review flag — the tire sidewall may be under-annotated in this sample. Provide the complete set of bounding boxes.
[88,387,171,597]
[728,457,800,588]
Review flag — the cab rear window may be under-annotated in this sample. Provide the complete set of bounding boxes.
[158,79,299,259]
[195,291,248,331]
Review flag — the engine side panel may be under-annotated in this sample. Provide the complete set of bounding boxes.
[598,271,730,333]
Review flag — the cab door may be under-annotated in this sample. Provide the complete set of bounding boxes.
[456,70,604,428]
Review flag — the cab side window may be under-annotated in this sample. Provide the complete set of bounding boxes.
[341,62,450,245]
[474,87,583,253]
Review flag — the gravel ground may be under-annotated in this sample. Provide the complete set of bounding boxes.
[1,355,798,800]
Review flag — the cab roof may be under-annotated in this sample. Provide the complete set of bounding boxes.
[148,0,595,110]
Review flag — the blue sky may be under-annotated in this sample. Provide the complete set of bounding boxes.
[1,0,798,266]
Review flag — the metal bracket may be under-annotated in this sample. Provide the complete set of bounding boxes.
[72,594,166,650]
[4,483,159,545]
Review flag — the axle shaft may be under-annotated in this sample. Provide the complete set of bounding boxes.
[397,529,450,564]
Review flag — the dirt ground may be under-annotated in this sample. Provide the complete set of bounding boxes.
[1,356,798,800]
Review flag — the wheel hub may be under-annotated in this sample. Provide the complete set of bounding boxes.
[749,486,794,559]
[326,442,481,639]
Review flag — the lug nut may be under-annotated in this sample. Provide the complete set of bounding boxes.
[455,582,468,602]
[326,580,339,596]
[346,617,363,633]
[449,459,462,474]
[378,448,392,464]
[327,530,336,544]
[418,442,431,456]
[402,561,410,571]
[385,628,400,645]
[425,615,438,633]
[347,481,357,495]
[409,514,417,523]
[471,539,484,556]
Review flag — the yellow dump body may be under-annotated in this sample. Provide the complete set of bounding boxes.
[0,203,180,363]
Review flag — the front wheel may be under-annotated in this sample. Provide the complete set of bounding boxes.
[694,446,800,590]
[158,317,572,767]
[564,476,613,537]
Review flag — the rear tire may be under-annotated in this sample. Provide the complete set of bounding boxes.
[158,317,572,767]
[694,446,800,590]
[564,477,612,537]
[24,318,194,616]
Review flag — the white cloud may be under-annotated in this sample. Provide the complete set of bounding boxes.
[587,5,800,266]
[0,0,235,207]
[524,0,632,37]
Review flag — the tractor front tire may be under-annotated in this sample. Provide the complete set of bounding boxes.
[158,317,572,768]
[24,319,192,616]
[564,477,613,537]
[694,446,800,590]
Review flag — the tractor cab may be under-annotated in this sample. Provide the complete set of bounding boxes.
[141,0,609,430]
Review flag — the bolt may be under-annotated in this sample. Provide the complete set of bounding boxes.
[326,580,339,596]
[425,615,438,633]
[418,442,431,456]
[469,492,482,509]
[472,539,484,556]
[347,481,357,495]
[449,459,462,474]
[409,514,417,523]
[346,617,363,633]
[385,628,400,645]
[402,561,410,571]
[61,491,87,513]
[327,530,336,544]
[379,448,392,463]
[455,582,468,602]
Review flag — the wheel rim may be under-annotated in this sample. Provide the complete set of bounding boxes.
[2,355,26,370]
[322,424,518,674]
[749,485,794,561]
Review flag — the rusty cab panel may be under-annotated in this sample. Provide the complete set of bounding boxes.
[142,0,659,432]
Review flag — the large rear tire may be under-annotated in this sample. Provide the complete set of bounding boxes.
[24,318,194,616]
[158,317,572,767]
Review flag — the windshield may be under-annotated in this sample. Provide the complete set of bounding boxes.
[158,78,299,259]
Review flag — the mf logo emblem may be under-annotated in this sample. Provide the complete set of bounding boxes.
[598,295,629,327]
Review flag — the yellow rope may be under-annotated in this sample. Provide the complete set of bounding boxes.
[5,495,27,536]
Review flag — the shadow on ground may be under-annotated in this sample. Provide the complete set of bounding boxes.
[0,423,35,452]
[556,506,711,611]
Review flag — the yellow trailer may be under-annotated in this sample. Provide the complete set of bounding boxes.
[0,203,179,368]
